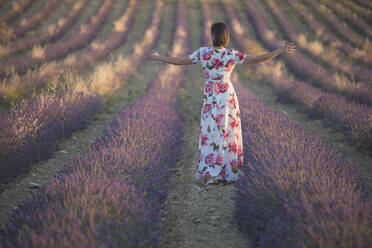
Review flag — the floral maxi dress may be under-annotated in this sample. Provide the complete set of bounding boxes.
[188,46,246,182]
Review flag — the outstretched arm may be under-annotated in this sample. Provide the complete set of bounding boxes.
[243,41,296,65]
[144,50,193,65]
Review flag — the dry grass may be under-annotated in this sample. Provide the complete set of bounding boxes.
[63,54,77,67]
[80,23,88,34]
[0,45,8,58]
[45,23,57,35]
[31,45,45,59]
[19,18,28,27]
[57,18,67,28]
[265,30,275,41]
[11,1,21,11]
[90,41,106,51]
[73,1,85,11]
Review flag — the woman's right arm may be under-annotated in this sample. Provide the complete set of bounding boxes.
[144,50,193,65]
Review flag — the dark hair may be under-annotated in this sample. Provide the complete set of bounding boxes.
[211,22,230,47]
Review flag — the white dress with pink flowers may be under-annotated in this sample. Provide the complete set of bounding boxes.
[188,46,246,183]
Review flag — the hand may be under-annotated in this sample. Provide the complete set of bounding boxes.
[144,50,159,61]
[278,41,296,54]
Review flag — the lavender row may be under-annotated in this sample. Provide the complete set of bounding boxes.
[245,0,372,106]
[224,1,372,152]
[261,72,372,152]
[233,77,372,247]
[0,0,160,187]
[352,0,372,10]
[5,0,62,39]
[286,0,372,68]
[264,0,372,84]
[0,0,33,24]
[0,0,137,105]
[0,0,86,60]
[0,2,188,247]
[0,90,101,186]
[303,0,366,48]
[322,1,372,37]
[338,0,372,24]
[0,0,114,78]
[201,1,212,46]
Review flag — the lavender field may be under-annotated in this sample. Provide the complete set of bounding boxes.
[0,0,371,247]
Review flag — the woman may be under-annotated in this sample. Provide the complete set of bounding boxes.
[144,22,295,186]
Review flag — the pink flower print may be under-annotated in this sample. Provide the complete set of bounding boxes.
[236,51,246,62]
[237,157,244,168]
[219,168,226,179]
[228,141,237,153]
[230,160,239,172]
[205,153,214,165]
[228,97,236,109]
[223,130,230,139]
[203,70,210,79]
[200,125,202,136]
[216,153,223,165]
[203,103,212,115]
[237,144,243,158]
[198,149,201,163]
[230,117,239,128]
[202,50,214,60]
[212,58,224,69]
[214,82,220,94]
[205,171,211,177]
[212,74,223,80]
[226,58,234,72]
[205,81,213,94]
[216,81,229,94]
[235,133,239,141]
[215,114,225,125]
[201,133,208,146]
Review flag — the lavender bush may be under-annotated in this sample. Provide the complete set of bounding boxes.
[264,0,372,84]
[0,90,101,186]
[233,77,372,247]
[0,0,33,24]
[0,0,161,187]
[0,2,189,247]
[303,0,366,48]
[4,0,61,39]
[0,0,137,105]
[336,0,372,24]
[322,1,372,37]
[262,73,372,151]
[0,0,87,60]
[0,0,115,77]
[286,0,372,68]
[244,0,372,106]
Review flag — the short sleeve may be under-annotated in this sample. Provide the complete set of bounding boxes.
[232,49,247,64]
[188,47,201,64]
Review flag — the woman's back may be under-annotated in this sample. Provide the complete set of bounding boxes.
[189,46,247,82]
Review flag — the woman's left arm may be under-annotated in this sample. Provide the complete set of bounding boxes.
[243,41,296,65]
[144,50,193,65]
